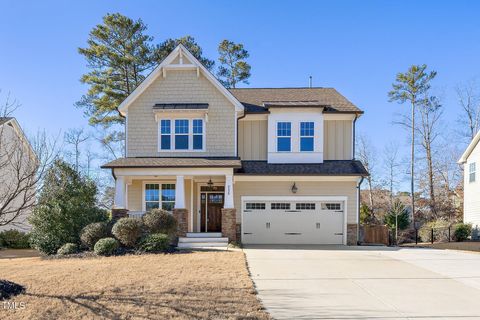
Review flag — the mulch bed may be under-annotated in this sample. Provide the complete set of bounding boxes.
[0,280,25,300]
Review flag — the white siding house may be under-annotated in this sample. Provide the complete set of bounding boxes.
[459,131,480,229]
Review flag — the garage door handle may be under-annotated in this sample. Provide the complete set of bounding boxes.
[334,233,343,235]
[243,232,253,235]
[285,232,301,235]
[285,210,301,213]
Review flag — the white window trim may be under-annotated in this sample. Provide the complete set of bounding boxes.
[469,162,476,183]
[299,121,315,152]
[157,117,206,152]
[142,181,176,212]
[276,121,292,152]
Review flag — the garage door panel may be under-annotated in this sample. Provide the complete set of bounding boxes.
[242,199,345,245]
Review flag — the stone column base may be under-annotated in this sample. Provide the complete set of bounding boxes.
[173,208,188,237]
[347,224,358,245]
[111,209,129,221]
[221,208,237,242]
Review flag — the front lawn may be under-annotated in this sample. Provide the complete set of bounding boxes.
[0,251,270,319]
[402,241,480,253]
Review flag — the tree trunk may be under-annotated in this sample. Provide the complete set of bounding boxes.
[411,102,416,226]
[426,143,436,218]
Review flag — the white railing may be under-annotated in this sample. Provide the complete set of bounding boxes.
[128,211,146,219]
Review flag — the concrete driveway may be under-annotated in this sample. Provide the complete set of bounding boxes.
[244,245,480,319]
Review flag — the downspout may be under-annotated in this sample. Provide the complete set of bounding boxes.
[236,111,247,158]
[357,176,365,244]
[352,113,359,160]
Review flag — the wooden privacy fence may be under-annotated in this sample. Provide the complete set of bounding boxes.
[362,225,389,245]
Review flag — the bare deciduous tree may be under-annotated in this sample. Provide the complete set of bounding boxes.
[456,81,480,141]
[382,142,401,207]
[357,135,377,221]
[0,93,58,229]
[64,128,89,172]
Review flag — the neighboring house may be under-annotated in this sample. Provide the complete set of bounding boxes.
[0,117,36,232]
[102,44,368,246]
[459,131,480,229]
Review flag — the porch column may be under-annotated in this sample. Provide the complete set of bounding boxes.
[224,175,234,209]
[174,175,185,209]
[114,176,126,209]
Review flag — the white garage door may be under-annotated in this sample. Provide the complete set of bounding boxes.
[242,198,345,245]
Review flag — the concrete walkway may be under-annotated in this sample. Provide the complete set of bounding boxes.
[244,245,480,319]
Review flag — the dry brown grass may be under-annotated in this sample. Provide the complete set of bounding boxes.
[0,251,270,320]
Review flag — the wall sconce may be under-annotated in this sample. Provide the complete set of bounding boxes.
[291,182,298,194]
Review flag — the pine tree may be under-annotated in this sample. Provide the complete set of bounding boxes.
[217,40,251,88]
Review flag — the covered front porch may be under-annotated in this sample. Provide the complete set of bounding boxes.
[104,159,240,241]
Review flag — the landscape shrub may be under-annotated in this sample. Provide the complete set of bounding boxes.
[80,222,109,250]
[142,209,177,236]
[139,233,170,253]
[453,223,472,242]
[29,160,108,254]
[57,243,78,255]
[112,217,144,247]
[94,237,119,256]
[419,219,450,243]
[0,230,30,249]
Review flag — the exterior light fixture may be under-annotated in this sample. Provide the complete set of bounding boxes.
[291,182,298,194]
[207,178,214,191]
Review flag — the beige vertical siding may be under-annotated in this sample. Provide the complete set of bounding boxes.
[233,180,358,223]
[323,120,353,160]
[238,120,268,160]
[127,70,236,157]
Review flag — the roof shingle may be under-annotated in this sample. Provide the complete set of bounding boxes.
[101,157,242,169]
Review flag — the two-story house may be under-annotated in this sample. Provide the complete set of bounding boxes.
[459,131,480,232]
[102,44,368,246]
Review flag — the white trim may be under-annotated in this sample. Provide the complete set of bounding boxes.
[196,182,226,232]
[157,117,206,153]
[115,167,234,177]
[190,179,194,232]
[323,113,357,121]
[118,44,244,115]
[141,181,176,212]
[241,195,348,245]
[459,130,480,163]
[234,175,361,182]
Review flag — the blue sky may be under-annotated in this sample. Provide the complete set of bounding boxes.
[0,0,479,188]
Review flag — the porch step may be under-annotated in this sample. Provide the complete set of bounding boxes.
[179,237,228,243]
[177,242,228,249]
[186,232,222,238]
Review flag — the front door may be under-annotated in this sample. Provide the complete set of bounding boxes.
[200,193,224,232]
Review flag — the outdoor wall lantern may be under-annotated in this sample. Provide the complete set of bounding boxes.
[291,182,298,194]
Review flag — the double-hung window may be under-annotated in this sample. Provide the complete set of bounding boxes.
[145,183,176,211]
[277,122,291,152]
[300,122,314,151]
[160,120,171,150]
[174,119,189,150]
[193,119,203,150]
[470,162,476,183]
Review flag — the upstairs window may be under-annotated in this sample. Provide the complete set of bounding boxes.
[160,120,171,150]
[175,119,189,150]
[470,162,476,183]
[300,122,314,151]
[277,122,291,152]
[193,119,203,150]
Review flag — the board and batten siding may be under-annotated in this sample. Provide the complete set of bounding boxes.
[464,142,480,227]
[324,120,353,160]
[126,70,236,157]
[238,120,268,160]
[233,180,358,224]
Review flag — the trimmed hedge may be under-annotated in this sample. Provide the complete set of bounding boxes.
[80,222,109,250]
[112,217,144,247]
[94,237,119,256]
[142,209,177,236]
[57,243,78,255]
[139,233,170,253]
[0,230,30,249]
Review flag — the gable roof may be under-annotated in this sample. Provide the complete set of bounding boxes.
[0,117,37,161]
[459,130,480,164]
[117,44,244,116]
[229,88,363,114]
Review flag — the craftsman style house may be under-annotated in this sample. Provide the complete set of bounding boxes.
[102,45,368,246]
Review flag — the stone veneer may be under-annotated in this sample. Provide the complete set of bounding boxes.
[173,209,188,237]
[111,209,129,221]
[221,208,237,242]
[347,224,358,245]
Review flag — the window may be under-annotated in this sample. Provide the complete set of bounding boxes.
[277,122,291,152]
[175,120,189,150]
[322,203,342,211]
[470,162,476,183]
[296,203,316,210]
[300,122,314,151]
[193,119,203,150]
[160,120,171,150]
[271,203,291,210]
[145,183,176,211]
[246,203,266,210]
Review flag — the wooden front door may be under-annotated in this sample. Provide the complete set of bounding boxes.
[200,193,224,232]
